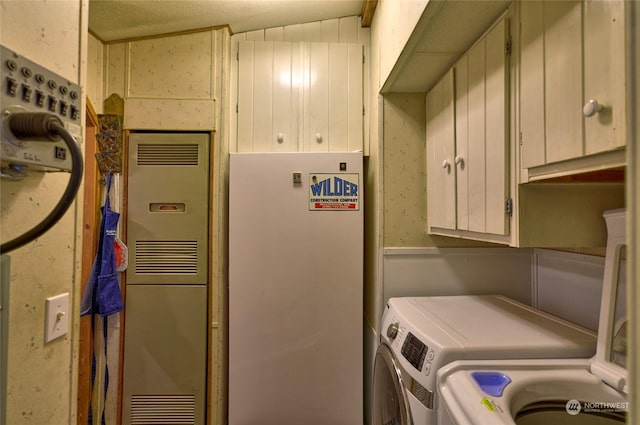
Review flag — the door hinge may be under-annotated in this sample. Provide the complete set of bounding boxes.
[505,37,512,55]
[505,198,513,216]
[519,131,523,146]
[236,103,238,114]
[237,49,239,61]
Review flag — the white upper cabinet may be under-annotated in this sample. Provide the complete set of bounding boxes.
[237,40,363,152]
[427,16,510,241]
[519,0,626,180]
[422,2,626,248]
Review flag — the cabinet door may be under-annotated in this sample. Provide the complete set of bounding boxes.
[303,43,363,152]
[238,41,299,152]
[426,69,456,230]
[520,1,545,168]
[484,18,510,235]
[454,55,469,231]
[545,1,584,164]
[520,0,626,172]
[584,0,625,155]
[520,1,582,166]
[466,37,487,232]
[455,18,509,236]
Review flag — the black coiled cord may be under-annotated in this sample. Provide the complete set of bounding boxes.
[1,112,84,254]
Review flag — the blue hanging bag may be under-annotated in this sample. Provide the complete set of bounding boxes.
[81,172,124,316]
[79,172,123,425]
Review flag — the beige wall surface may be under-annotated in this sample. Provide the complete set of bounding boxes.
[0,1,88,424]
[105,30,224,130]
[382,93,428,246]
[87,33,105,113]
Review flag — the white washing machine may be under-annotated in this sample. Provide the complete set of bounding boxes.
[437,209,627,425]
[372,295,598,425]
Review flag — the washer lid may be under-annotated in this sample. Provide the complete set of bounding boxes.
[590,209,628,394]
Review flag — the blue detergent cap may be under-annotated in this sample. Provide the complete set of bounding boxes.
[471,371,512,397]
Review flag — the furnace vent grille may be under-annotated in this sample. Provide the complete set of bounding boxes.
[135,241,198,275]
[137,144,199,166]
[130,394,195,424]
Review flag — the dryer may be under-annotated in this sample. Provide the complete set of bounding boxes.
[372,295,598,425]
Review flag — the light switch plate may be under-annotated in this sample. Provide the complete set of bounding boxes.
[45,293,69,343]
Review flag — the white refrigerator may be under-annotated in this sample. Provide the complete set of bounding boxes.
[229,152,363,425]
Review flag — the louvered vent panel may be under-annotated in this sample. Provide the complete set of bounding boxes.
[131,395,195,425]
[137,144,199,166]
[135,241,198,275]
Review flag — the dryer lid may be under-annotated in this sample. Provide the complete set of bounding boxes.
[590,209,628,394]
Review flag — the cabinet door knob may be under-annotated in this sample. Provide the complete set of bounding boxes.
[583,99,603,117]
[454,155,464,166]
[442,160,450,169]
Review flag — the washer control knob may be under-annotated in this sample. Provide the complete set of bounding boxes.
[387,322,400,340]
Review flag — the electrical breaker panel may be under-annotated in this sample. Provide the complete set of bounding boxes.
[1,45,82,172]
